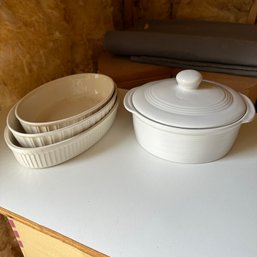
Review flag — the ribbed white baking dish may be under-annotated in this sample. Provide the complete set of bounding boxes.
[15,73,115,133]
[7,89,117,147]
[5,99,119,169]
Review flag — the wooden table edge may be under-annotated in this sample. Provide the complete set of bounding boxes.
[0,207,108,257]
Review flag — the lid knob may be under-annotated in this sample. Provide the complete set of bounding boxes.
[176,70,202,90]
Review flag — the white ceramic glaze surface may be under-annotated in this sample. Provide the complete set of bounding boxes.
[131,112,241,163]
[5,99,119,168]
[124,83,256,163]
[131,70,248,128]
[7,89,117,147]
[15,73,115,133]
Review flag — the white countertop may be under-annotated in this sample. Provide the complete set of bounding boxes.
[0,90,257,257]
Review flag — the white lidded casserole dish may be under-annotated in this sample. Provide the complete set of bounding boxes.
[5,98,119,169]
[124,70,256,164]
[7,88,117,147]
[15,73,115,133]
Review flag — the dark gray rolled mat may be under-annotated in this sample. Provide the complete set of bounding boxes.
[104,30,257,67]
[133,19,257,40]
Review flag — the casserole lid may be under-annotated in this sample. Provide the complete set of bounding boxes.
[131,70,247,128]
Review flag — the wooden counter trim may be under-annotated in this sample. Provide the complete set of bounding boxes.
[0,207,108,257]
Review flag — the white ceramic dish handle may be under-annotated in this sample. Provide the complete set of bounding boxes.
[123,87,139,114]
[240,94,256,124]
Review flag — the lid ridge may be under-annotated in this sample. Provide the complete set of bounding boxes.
[145,84,233,116]
[132,70,247,128]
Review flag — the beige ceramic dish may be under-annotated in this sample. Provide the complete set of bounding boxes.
[15,73,115,133]
[7,89,117,147]
[5,98,119,169]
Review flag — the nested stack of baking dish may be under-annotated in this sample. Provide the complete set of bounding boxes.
[5,73,119,169]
